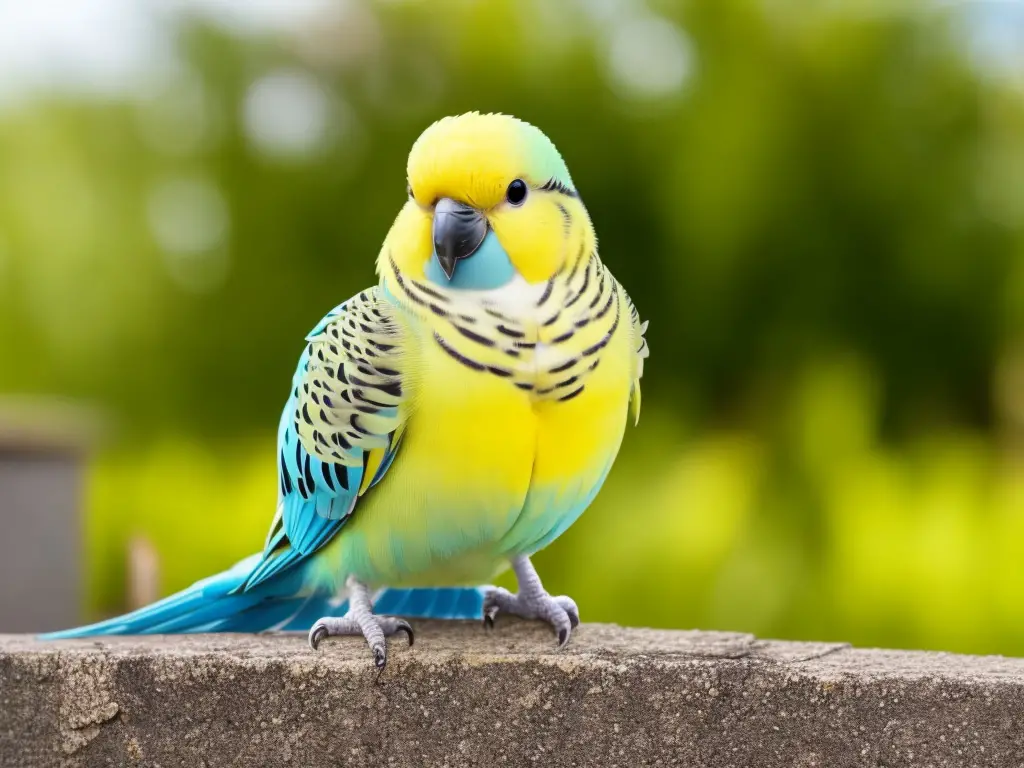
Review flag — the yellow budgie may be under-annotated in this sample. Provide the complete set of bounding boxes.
[43,112,650,671]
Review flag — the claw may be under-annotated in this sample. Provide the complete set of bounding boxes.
[482,606,497,629]
[565,606,580,629]
[309,624,329,651]
[557,627,569,648]
[396,620,415,647]
[373,645,387,671]
[554,595,580,628]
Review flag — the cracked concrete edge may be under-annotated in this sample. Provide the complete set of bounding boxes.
[2,622,1024,767]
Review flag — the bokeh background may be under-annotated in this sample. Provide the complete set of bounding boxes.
[1,0,1022,655]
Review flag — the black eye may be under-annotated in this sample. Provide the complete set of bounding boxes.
[506,179,528,206]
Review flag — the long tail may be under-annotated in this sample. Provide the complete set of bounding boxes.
[38,553,487,640]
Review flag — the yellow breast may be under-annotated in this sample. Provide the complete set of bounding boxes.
[325,250,642,587]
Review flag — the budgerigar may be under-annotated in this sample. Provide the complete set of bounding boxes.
[43,112,650,670]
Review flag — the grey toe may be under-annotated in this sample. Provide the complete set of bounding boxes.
[482,587,580,647]
[555,595,580,628]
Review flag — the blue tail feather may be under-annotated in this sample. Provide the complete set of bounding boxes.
[39,558,489,641]
[38,553,308,640]
[373,587,487,620]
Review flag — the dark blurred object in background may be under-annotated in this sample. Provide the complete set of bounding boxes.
[0,399,95,631]
[0,0,1021,654]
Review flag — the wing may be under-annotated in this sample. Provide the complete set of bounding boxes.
[242,287,407,590]
[621,283,649,425]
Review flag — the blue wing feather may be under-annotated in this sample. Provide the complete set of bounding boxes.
[39,292,488,640]
[242,297,382,591]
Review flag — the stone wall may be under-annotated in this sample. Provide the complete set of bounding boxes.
[2,621,1023,767]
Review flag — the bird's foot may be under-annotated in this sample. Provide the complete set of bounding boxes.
[483,587,579,647]
[308,614,413,669]
[482,556,579,648]
[307,576,414,671]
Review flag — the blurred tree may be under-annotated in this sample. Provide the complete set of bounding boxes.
[2,1,1019,442]
[1,0,1022,654]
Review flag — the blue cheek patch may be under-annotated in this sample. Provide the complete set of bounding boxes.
[425,230,515,290]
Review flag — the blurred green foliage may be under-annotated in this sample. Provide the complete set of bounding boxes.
[3,0,1024,655]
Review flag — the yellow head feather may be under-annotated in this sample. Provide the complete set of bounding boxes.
[381,112,594,285]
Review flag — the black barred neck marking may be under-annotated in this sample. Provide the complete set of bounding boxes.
[434,331,485,372]
[387,252,529,341]
[387,248,622,402]
[530,265,622,403]
[556,202,572,234]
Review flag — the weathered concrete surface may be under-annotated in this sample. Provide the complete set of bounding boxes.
[2,622,1023,767]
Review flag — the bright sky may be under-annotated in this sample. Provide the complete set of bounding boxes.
[0,0,1020,107]
[0,0,334,103]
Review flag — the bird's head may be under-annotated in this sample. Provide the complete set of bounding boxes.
[381,112,593,292]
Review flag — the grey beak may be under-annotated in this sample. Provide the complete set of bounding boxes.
[432,198,487,280]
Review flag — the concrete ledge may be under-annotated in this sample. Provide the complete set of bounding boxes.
[2,622,1024,767]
